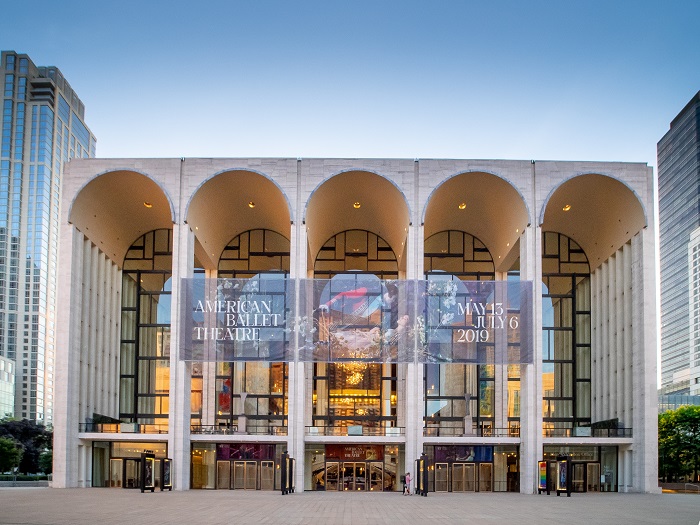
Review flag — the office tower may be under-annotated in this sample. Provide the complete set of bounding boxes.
[658,91,700,393]
[0,51,95,424]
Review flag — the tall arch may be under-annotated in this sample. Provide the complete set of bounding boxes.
[68,170,174,264]
[540,173,647,269]
[305,170,410,273]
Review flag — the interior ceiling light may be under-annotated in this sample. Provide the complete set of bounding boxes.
[353,202,361,209]
[248,201,255,208]
[143,202,153,208]
[458,202,467,210]
[562,204,572,211]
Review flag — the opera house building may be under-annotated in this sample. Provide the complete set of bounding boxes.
[52,158,659,494]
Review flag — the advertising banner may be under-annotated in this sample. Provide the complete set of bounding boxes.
[180,277,533,364]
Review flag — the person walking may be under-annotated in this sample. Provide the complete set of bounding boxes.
[404,472,411,495]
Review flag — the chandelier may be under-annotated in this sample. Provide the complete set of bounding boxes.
[339,361,368,385]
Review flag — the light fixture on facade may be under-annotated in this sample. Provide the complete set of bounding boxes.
[248,201,255,208]
[458,202,466,210]
[562,204,571,211]
[353,202,361,209]
[143,202,153,208]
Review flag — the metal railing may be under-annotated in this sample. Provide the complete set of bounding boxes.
[423,427,520,438]
[79,422,169,434]
[306,425,405,437]
[543,427,632,438]
[190,424,287,436]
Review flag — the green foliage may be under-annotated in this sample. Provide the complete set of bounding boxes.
[39,450,53,474]
[659,405,700,482]
[0,418,52,474]
[0,436,23,472]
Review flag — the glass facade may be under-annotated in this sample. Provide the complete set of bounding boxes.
[422,231,518,437]
[211,229,290,433]
[0,51,95,424]
[312,230,398,432]
[541,232,591,435]
[658,92,700,389]
[119,229,173,430]
[0,355,15,417]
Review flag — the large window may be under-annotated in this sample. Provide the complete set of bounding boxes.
[313,231,398,431]
[423,231,501,436]
[541,232,591,436]
[214,229,290,433]
[120,229,172,430]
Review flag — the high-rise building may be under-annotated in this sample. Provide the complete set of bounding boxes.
[658,91,700,394]
[0,51,96,425]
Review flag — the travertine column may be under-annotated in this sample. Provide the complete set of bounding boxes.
[169,222,194,489]
[518,224,542,494]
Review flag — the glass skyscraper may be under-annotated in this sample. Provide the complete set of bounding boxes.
[658,91,700,392]
[0,51,95,424]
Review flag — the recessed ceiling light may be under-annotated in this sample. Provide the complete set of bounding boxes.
[506,243,510,247]
[562,204,571,211]
[248,201,255,208]
[516,228,519,233]
[458,202,466,210]
[143,202,153,208]
[353,202,361,209]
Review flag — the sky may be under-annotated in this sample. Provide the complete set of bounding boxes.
[1,0,699,169]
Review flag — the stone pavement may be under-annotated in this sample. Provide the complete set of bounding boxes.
[0,488,698,525]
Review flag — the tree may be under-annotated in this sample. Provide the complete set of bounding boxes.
[39,450,53,474]
[0,418,52,474]
[0,436,23,473]
[659,405,700,482]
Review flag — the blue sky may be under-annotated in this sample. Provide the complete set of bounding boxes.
[1,0,699,167]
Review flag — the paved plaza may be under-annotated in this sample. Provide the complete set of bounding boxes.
[0,488,698,525]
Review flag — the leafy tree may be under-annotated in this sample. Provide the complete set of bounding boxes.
[39,450,53,474]
[659,405,700,482]
[0,436,23,473]
[0,418,52,474]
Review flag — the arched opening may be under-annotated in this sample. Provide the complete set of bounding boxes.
[305,170,410,275]
[69,170,174,264]
[187,170,292,270]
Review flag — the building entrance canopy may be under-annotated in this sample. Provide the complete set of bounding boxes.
[181,277,532,364]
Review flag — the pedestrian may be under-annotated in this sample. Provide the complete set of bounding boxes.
[404,472,411,495]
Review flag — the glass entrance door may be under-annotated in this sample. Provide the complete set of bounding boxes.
[109,459,123,488]
[326,462,339,491]
[369,462,383,491]
[216,460,230,489]
[478,463,492,492]
[435,463,449,492]
[342,462,366,491]
[233,461,258,489]
[587,463,600,492]
[260,461,274,490]
[452,463,475,492]
[572,463,585,492]
[124,459,141,489]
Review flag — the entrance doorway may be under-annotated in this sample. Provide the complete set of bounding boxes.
[233,461,258,489]
[478,463,492,492]
[215,460,262,489]
[452,463,476,492]
[342,462,366,491]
